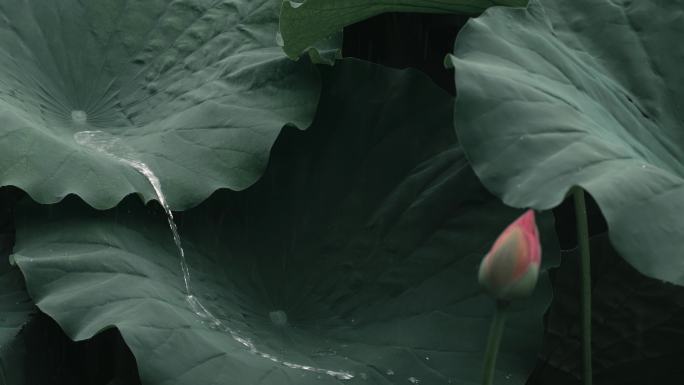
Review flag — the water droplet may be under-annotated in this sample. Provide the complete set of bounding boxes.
[386,369,395,376]
[424,356,430,361]
[269,310,288,326]
[275,31,284,47]
[408,377,420,384]
[71,110,87,123]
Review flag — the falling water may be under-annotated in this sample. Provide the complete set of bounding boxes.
[73,129,354,381]
[73,130,192,294]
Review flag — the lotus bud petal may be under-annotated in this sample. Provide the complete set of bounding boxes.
[478,209,541,301]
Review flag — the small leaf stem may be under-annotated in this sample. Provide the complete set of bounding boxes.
[482,300,509,385]
[572,186,593,385]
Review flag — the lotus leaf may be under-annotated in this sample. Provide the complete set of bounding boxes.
[0,0,323,210]
[448,0,684,284]
[12,60,559,385]
[279,0,526,59]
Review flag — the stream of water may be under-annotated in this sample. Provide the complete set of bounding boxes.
[73,128,354,381]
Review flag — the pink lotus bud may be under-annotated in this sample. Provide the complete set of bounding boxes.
[478,209,541,301]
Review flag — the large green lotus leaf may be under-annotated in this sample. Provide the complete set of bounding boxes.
[448,0,684,284]
[278,0,526,59]
[12,60,559,385]
[0,0,324,210]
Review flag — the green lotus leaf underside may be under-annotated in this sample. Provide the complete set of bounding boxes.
[449,0,684,284]
[13,60,559,385]
[278,0,527,59]
[0,0,325,210]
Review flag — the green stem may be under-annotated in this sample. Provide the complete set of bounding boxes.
[482,300,509,385]
[572,186,593,385]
